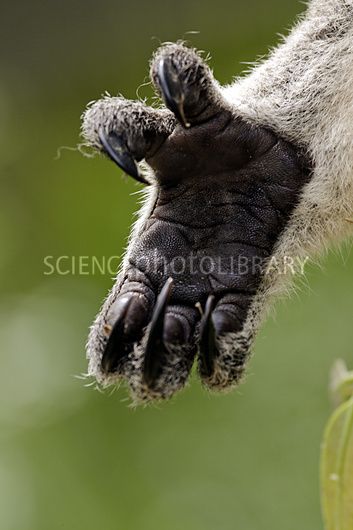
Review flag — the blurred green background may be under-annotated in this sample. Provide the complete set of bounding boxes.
[1,0,353,529]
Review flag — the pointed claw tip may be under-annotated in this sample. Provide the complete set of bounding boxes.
[165,276,174,289]
[159,277,175,303]
[97,128,149,185]
[204,294,216,312]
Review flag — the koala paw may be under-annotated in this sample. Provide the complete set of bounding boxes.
[82,43,311,404]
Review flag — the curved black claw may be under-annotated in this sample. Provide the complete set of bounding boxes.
[101,297,133,373]
[157,58,190,128]
[199,295,217,378]
[143,278,174,387]
[98,128,149,185]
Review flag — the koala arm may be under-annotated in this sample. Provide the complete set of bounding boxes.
[225,0,353,248]
[220,0,353,350]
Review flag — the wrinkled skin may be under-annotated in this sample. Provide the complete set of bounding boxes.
[82,43,311,402]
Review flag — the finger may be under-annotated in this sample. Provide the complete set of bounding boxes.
[148,305,198,390]
[128,302,198,403]
[81,97,176,183]
[151,43,225,127]
[102,292,150,374]
[199,293,253,390]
